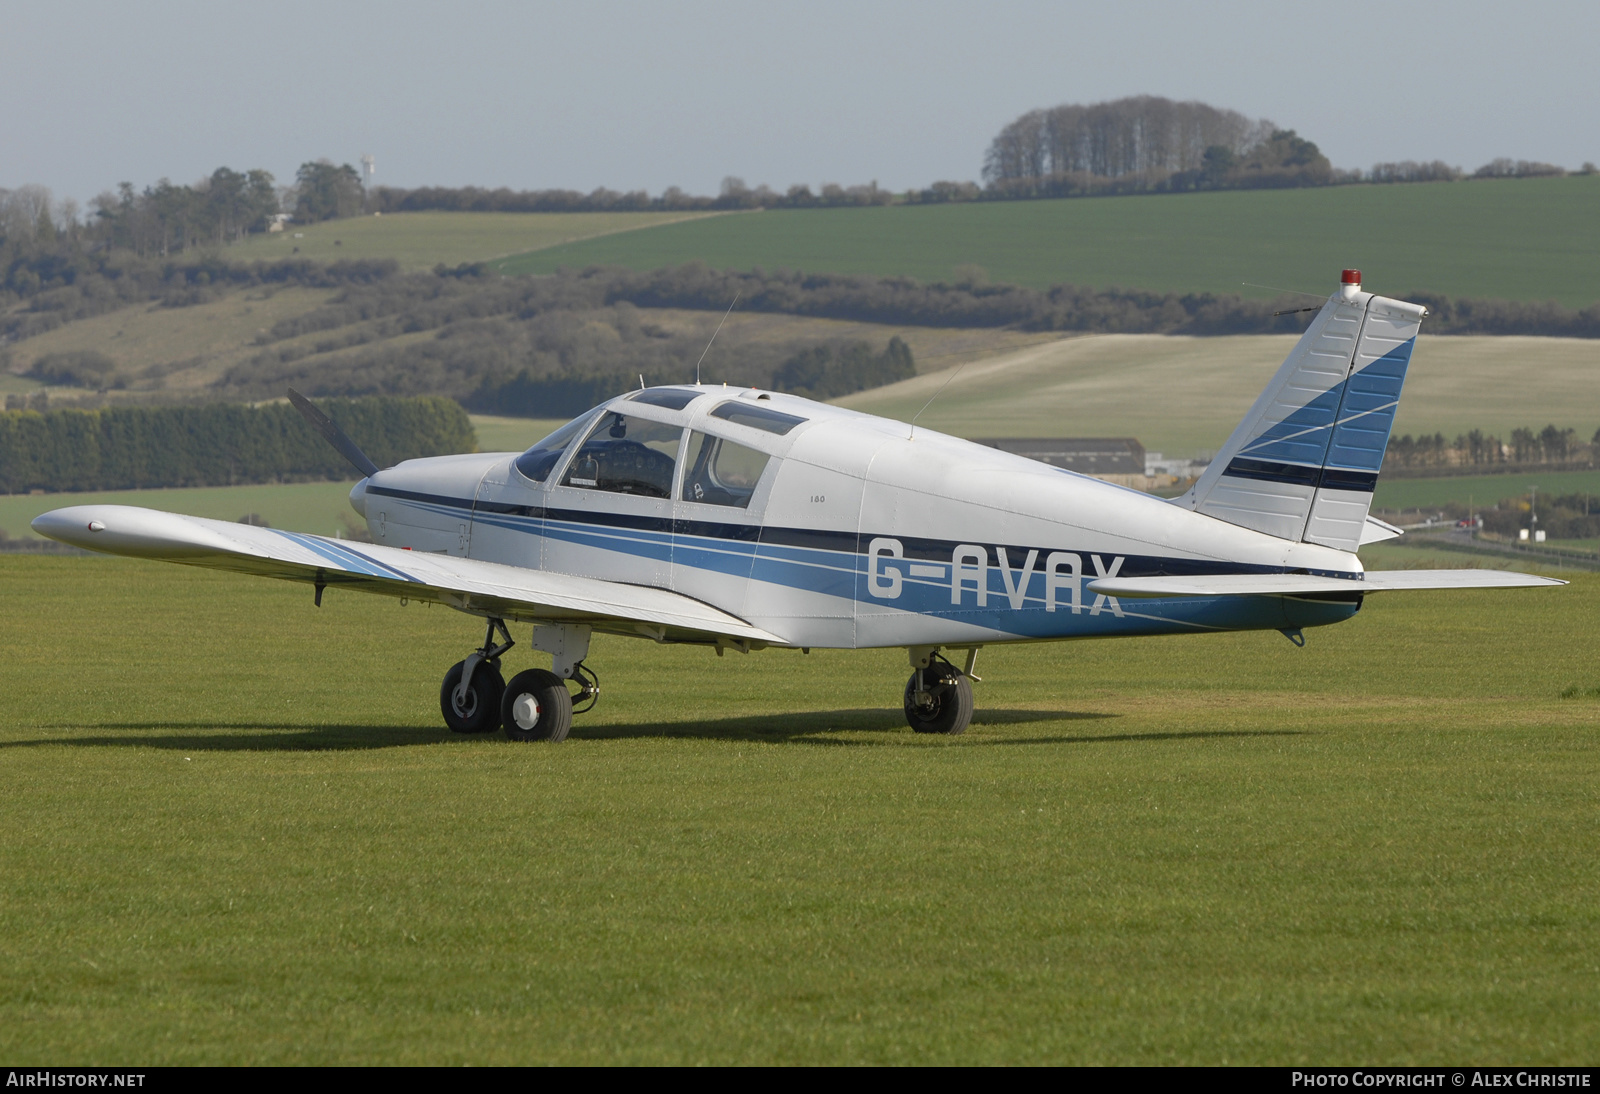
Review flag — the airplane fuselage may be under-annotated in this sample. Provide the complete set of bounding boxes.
[354,386,1365,650]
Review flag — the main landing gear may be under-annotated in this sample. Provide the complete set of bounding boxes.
[440,619,598,742]
[903,647,978,735]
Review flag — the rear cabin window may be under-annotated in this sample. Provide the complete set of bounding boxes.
[561,412,683,498]
[627,387,701,410]
[683,432,771,508]
[708,402,806,435]
[513,414,593,483]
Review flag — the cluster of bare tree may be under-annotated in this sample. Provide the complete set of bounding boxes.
[90,168,280,256]
[984,96,1273,183]
[1384,425,1600,472]
[982,96,1598,198]
[0,186,72,247]
[982,96,1343,196]
[0,160,370,264]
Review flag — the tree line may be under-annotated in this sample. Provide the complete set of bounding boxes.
[373,176,897,215]
[463,337,916,418]
[0,396,472,494]
[1382,425,1600,474]
[0,160,369,265]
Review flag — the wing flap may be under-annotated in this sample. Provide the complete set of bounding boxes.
[32,505,785,645]
[1089,569,1564,598]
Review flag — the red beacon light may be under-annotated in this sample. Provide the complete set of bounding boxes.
[1339,268,1362,300]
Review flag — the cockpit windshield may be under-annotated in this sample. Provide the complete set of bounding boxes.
[513,413,594,483]
[560,412,683,498]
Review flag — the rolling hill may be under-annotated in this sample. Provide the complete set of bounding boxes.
[227,210,722,270]
[837,333,1600,456]
[492,176,1600,307]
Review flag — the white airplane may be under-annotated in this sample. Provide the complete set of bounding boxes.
[34,270,1561,740]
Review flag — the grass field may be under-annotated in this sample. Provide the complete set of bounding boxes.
[838,333,1600,457]
[0,555,1595,1064]
[468,415,566,455]
[228,210,722,270]
[1374,470,1600,512]
[494,176,1600,307]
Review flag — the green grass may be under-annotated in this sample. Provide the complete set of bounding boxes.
[1374,470,1600,511]
[228,210,723,270]
[1356,537,1592,574]
[0,555,1596,1064]
[495,176,1600,307]
[0,372,44,395]
[837,333,1600,456]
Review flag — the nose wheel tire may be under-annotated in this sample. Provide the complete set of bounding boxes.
[440,660,505,734]
[501,669,573,742]
[903,668,974,735]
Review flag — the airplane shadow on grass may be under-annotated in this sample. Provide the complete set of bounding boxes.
[4,708,1304,752]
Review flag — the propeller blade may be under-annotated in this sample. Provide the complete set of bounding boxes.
[287,388,380,479]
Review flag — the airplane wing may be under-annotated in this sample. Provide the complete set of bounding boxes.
[32,505,785,647]
[1088,569,1564,598]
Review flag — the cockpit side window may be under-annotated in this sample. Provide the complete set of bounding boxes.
[682,431,772,509]
[561,412,683,499]
[513,413,593,483]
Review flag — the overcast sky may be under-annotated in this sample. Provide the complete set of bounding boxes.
[4,0,1595,204]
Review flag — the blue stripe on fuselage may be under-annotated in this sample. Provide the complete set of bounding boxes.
[364,484,1363,637]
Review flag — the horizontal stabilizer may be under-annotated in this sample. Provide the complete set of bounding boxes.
[31,505,784,646]
[1088,569,1564,599]
[1360,515,1405,545]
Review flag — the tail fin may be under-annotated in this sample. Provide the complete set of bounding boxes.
[1177,271,1425,552]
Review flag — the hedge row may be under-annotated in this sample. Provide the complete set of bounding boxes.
[0,396,474,494]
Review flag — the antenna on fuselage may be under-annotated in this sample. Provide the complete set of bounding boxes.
[907,359,971,441]
[693,292,740,385]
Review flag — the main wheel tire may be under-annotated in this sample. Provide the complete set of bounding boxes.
[903,668,974,735]
[440,660,505,734]
[501,669,573,742]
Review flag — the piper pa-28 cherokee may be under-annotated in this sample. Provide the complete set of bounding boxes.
[35,270,1562,740]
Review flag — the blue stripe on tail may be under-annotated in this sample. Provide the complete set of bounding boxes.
[1225,338,1414,487]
